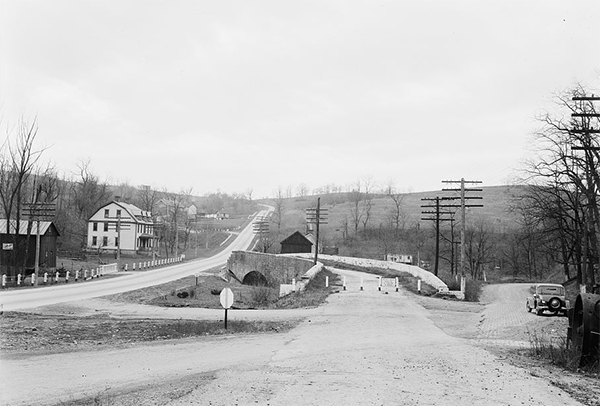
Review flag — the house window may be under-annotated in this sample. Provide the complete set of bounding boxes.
[102,237,108,246]
[92,236,97,246]
[117,209,121,218]
[93,222,98,231]
[104,209,109,218]
[115,237,119,247]
[104,222,109,232]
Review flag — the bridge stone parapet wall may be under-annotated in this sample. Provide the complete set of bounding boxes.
[312,254,450,292]
[227,251,317,293]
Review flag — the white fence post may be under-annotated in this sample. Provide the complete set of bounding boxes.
[31,273,36,286]
[66,271,70,283]
[325,276,329,288]
[2,274,6,288]
[17,273,22,286]
[43,272,48,284]
[360,276,364,291]
[343,276,346,290]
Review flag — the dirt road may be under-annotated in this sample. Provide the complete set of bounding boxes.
[0,271,588,406]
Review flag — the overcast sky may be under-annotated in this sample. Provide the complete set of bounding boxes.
[1,0,599,199]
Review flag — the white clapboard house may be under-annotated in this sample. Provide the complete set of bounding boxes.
[86,201,154,255]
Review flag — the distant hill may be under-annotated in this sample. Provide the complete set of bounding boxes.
[266,185,528,237]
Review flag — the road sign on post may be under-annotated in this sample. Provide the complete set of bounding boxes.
[220,288,234,329]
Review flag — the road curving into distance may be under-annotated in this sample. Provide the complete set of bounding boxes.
[0,206,273,312]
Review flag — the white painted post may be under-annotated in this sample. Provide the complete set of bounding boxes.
[66,271,70,283]
[17,273,22,286]
[1,274,6,288]
[343,276,346,290]
[138,262,142,270]
[43,272,48,284]
[325,276,329,288]
[417,279,422,294]
[55,272,59,283]
[378,276,382,291]
[132,262,136,271]
[31,273,36,286]
[292,278,296,292]
[75,270,79,281]
[395,277,399,292]
[84,269,88,280]
[360,276,364,291]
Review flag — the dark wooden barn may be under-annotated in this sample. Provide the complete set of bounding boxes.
[0,220,60,275]
[280,231,314,254]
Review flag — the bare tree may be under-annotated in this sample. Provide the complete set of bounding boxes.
[348,180,363,236]
[360,177,376,234]
[272,186,285,233]
[296,183,310,197]
[385,181,407,237]
[465,219,492,280]
[136,185,161,213]
[0,117,46,276]
[520,84,600,288]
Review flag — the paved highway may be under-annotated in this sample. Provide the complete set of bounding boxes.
[0,206,272,312]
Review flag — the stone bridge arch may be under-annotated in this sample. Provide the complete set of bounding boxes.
[227,251,315,287]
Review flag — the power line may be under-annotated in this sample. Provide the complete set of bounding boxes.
[441,179,484,279]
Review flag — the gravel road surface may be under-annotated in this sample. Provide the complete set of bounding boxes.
[0,270,589,406]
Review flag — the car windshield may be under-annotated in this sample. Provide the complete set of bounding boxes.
[537,286,564,295]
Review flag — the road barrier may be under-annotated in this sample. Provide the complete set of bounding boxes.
[99,263,118,275]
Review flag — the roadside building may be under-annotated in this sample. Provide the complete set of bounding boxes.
[280,231,314,254]
[0,219,60,275]
[86,201,155,256]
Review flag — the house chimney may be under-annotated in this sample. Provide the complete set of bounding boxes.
[114,195,121,202]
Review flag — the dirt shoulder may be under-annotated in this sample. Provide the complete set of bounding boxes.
[1,279,598,406]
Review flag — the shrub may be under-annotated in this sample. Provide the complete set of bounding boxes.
[527,329,580,371]
[250,286,274,305]
[464,278,482,302]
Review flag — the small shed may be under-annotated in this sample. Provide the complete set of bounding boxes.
[0,219,60,274]
[280,231,314,254]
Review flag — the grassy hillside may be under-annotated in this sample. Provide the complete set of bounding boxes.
[262,185,526,251]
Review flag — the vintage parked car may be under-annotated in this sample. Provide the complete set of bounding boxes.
[526,283,569,316]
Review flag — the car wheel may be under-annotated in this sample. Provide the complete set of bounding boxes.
[536,308,543,316]
[548,297,561,312]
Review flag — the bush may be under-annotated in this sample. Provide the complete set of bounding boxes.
[464,278,482,302]
[527,329,580,370]
[250,286,274,305]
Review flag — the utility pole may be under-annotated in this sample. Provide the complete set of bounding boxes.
[306,198,328,265]
[421,197,455,276]
[252,216,269,252]
[571,95,600,292]
[441,179,484,286]
[116,212,121,260]
[23,202,56,287]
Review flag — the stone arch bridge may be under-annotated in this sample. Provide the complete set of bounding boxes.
[227,251,315,286]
